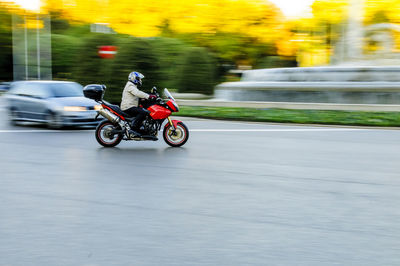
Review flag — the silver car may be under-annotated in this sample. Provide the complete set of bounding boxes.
[5,80,102,128]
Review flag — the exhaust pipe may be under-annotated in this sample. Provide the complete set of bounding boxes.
[98,108,120,124]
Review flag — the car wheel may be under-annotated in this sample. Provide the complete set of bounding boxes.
[46,112,63,129]
[9,108,19,126]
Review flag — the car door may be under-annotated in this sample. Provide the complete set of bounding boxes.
[13,83,48,121]
[9,83,35,120]
[27,84,51,121]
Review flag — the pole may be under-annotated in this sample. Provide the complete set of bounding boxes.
[36,14,41,80]
[24,15,28,80]
[346,0,364,61]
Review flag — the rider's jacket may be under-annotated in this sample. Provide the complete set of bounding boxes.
[120,81,150,110]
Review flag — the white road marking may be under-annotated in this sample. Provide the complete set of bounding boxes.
[190,128,363,132]
[0,130,85,133]
[0,128,365,133]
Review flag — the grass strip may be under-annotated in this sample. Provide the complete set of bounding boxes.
[177,106,400,127]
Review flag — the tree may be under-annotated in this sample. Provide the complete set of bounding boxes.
[41,0,284,67]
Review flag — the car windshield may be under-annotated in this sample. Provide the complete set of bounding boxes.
[48,83,83,97]
[164,88,175,101]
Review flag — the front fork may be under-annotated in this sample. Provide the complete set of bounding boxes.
[167,117,178,137]
[167,117,176,130]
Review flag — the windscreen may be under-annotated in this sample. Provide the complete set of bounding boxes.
[48,83,83,97]
[164,88,175,101]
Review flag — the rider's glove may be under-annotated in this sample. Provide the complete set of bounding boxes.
[148,95,157,100]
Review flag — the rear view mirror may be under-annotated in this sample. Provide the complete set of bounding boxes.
[151,87,157,94]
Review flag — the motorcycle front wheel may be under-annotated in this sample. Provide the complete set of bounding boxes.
[95,120,123,147]
[163,122,189,147]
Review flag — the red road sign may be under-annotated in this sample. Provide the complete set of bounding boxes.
[98,45,117,59]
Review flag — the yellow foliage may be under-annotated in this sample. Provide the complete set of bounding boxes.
[23,0,400,67]
[25,18,44,29]
[311,0,348,24]
[42,0,283,40]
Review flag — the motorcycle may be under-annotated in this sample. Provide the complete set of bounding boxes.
[83,84,189,148]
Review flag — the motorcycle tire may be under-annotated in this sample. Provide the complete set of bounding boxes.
[95,120,123,147]
[163,122,189,147]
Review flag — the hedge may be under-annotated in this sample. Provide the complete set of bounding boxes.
[51,32,217,102]
[148,37,189,90]
[73,33,118,86]
[106,37,161,103]
[51,34,81,80]
[0,8,12,81]
[176,47,215,95]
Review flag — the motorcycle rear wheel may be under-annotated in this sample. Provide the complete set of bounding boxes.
[163,122,189,147]
[95,120,123,147]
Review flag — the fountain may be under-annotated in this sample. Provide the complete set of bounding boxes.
[215,0,400,104]
[215,66,400,104]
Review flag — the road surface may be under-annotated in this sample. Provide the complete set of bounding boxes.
[0,104,399,265]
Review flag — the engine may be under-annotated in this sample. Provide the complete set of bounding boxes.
[142,118,159,136]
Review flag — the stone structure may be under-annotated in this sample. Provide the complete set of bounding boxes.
[333,23,400,65]
[215,0,400,104]
[215,66,400,104]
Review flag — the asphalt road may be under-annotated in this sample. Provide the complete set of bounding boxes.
[0,103,400,265]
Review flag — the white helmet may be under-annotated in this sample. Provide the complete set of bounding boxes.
[128,71,144,87]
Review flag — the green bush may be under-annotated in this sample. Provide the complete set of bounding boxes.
[255,56,297,69]
[148,37,189,90]
[106,37,161,103]
[63,24,91,37]
[74,33,117,86]
[176,47,215,95]
[49,11,70,34]
[51,34,81,80]
[0,7,12,81]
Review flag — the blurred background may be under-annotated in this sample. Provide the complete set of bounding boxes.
[1,0,400,102]
[2,3,400,265]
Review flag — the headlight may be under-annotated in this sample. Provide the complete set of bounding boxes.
[63,106,87,112]
[94,105,102,111]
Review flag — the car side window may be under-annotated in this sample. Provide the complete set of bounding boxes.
[12,84,33,97]
[9,84,25,95]
[11,83,50,98]
[31,84,50,98]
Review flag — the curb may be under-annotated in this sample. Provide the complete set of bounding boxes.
[176,99,400,112]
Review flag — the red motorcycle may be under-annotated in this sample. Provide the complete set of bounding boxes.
[83,84,189,148]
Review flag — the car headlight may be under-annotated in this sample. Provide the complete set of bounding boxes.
[63,106,87,112]
[94,105,102,111]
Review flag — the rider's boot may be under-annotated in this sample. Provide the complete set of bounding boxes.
[128,129,141,138]
[128,119,141,137]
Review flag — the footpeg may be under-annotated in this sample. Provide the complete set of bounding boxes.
[141,135,158,141]
[128,129,141,139]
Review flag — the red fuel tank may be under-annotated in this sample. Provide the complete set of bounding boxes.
[148,105,171,120]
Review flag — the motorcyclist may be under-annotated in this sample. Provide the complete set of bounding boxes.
[121,71,157,135]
